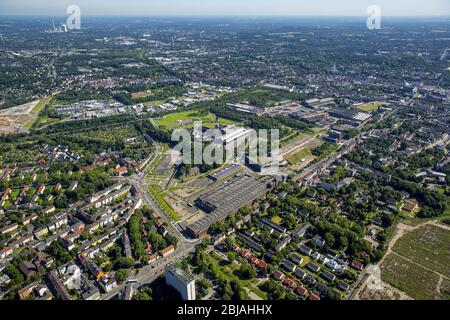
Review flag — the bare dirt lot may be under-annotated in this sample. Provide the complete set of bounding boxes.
[359,279,413,300]
[0,100,40,134]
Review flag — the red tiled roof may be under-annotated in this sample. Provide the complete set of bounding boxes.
[282,278,297,289]
[272,270,285,280]
[161,244,174,256]
[296,286,309,297]
[309,293,321,301]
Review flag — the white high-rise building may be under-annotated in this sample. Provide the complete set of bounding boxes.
[165,263,196,300]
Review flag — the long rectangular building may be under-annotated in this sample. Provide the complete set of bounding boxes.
[187,174,271,238]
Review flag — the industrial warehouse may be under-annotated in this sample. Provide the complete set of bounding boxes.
[186,174,272,238]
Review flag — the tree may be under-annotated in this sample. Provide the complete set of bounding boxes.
[239,263,257,280]
[197,278,212,289]
[134,286,153,300]
[115,269,128,284]
[5,264,24,285]
[227,252,237,262]
[115,257,135,269]
[223,281,233,300]
[324,232,336,247]
[328,288,342,300]
[47,241,72,266]
[285,292,298,300]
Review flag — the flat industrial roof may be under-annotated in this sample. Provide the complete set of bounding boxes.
[188,175,269,234]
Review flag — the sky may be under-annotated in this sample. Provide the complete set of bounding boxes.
[0,0,449,17]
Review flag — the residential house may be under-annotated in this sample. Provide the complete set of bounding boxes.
[322,270,336,282]
[351,260,364,271]
[296,285,309,298]
[1,222,19,235]
[401,198,420,215]
[275,235,292,251]
[290,253,303,265]
[282,260,297,273]
[309,293,321,301]
[299,244,313,256]
[306,262,321,273]
[294,268,306,280]
[311,235,326,248]
[282,278,297,289]
[272,270,285,281]
[337,281,350,291]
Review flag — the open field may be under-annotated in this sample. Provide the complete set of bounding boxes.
[354,221,450,300]
[392,224,450,278]
[0,99,46,134]
[144,100,167,107]
[380,254,443,300]
[170,186,201,198]
[286,148,313,164]
[374,223,450,300]
[356,101,384,112]
[131,91,152,99]
[281,133,322,159]
[155,109,238,129]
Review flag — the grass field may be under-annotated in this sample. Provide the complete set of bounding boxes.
[155,109,238,129]
[271,216,283,224]
[23,97,53,129]
[381,254,442,300]
[379,223,450,300]
[148,184,180,222]
[392,225,450,278]
[144,100,167,107]
[357,101,384,112]
[286,148,312,164]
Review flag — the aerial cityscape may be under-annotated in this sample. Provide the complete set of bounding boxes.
[0,0,449,306]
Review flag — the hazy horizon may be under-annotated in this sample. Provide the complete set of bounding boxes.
[0,0,449,17]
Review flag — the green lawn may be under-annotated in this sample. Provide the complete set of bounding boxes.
[286,148,312,164]
[23,97,53,129]
[32,97,53,114]
[271,216,283,224]
[148,184,180,221]
[155,109,238,129]
[357,101,384,112]
[298,254,311,267]
[144,100,167,107]
[10,189,20,200]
